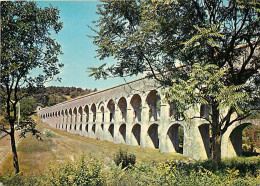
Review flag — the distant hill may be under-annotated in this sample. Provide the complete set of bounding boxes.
[33,86,95,108]
[0,86,95,116]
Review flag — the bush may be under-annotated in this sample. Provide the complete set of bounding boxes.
[45,154,104,186]
[1,155,259,185]
[175,156,260,177]
[156,160,259,185]
[0,174,42,186]
[113,149,136,169]
[220,156,260,177]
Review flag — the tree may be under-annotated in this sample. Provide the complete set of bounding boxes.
[19,96,37,117]
[243,125,260,153]
[0,1,63,173]
[89,0,259,164]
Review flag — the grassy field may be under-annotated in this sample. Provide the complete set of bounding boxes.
[0,115,185,176]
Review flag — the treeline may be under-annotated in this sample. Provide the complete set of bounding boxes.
[0,86,95,116]
[33,86,95,107]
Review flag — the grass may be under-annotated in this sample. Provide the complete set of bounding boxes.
[0,115,186,176]
[0,115,259,185]
[0,132,56,176]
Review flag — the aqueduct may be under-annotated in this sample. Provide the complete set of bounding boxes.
[38,77,259,160]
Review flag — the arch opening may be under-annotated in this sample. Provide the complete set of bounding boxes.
[79,124,82,131]
[73,107,77,123]
[85,124,89,132]
[69,109,73,124]
[91,104,96,122]
[146,90,161,121]
[61,110,64,124]
[118,97,127,122]
[65,109,68,124]
[167,124,184,153]
[119,124,126,143]
[107,100,115,122]
[132,124,141,146]
[242,124,260,156]
[84,105,89,122]
[100,106,105,122]
[92,124,96,133]
[78,106,83,123]
[147,124,159,148]
[199,124,210,158]
[131,95,142,122]
[108,124,114,140]
[230,123,259,157]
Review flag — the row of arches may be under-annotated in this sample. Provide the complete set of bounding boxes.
[54,122,186,153]
[42,92,210,128]
[41,90,177,125]
[40,79,258,160]
[54,117,258,159]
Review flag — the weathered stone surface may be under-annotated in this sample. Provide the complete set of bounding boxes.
[38,77,259,160]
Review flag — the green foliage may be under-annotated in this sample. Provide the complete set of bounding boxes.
[0,173,42,186]
[113,149,136,169]
[1,1,64,173]
[33,86,93,107]
[178,126,184,146]
[155,160,259,186]
[248,110,260,119]
[163,63,252,121]
[46,154,104,186]
[1,1,63,94]
[181,157,260,177]
[89,0,259,85]
[17,117,41,140]
[1,155,259,185]
[181,23,224,50]
[103,157,260,185]
[106,161,158,185]
[243,125,260,153]
[20,97,37,117]
[89,1,259,163]
[44,129,59,138]
[219,157,260,177]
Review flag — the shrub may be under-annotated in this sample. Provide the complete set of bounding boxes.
[1,155,259,185]
[113,149,136,169]
[0,174,42,186]
[45,154,104,186]
[220,156,260,177]
[156,160,259,185]
[181,156,260,177]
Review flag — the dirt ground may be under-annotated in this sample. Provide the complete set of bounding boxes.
[0,132,21,166]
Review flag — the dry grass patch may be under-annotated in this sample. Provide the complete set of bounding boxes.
[0,115,187,176]
[0,133,56,176]
[47,124,186,163]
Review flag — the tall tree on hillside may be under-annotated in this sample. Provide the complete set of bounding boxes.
[0,1,63,173]
[88,0,259,164]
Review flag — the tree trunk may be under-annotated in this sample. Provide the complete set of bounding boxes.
[211,104,221,166]
[211,130,222,166]
[10,126,19,174]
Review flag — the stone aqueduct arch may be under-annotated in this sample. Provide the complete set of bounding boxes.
[38,77,259,160]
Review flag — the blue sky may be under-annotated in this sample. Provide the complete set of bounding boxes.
[36,1,138,90]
